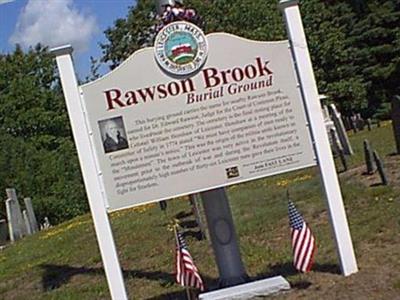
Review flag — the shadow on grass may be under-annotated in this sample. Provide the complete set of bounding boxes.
[41,262,339,296]
[255,261,340,280]
[175,211,193,219]
[41,264,176,291]
[145,290,187,300]
[41,264,217,297]
[370,182,387,187]
[179,220,199,229]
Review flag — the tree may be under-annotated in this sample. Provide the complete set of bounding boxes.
[347,0,400,117]
[100,0,400,118]
[0,45,87,224]
[101,0,285,68]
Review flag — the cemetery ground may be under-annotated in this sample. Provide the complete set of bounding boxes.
[0,122,399,300]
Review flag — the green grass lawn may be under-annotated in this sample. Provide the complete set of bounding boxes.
[0,122,399,299]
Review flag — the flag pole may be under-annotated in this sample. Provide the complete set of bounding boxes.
[185,287,192,300]
[174,224,192,300]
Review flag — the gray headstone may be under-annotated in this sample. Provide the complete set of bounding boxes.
[24,197,39,233]
[6,188,26,238]
[0,219,8,245]
[373,151,388,185]
[322,105,337,148]
[329,104,354,155]
[23,210,32,235]
[6,199,17,242]
[363,140,375,175]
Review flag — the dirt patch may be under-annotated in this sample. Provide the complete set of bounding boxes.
[342,154,400,188]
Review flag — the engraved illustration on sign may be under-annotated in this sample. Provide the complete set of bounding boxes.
[154,21,208,76]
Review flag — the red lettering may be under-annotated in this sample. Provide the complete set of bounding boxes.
[220,69,231,84]
[104,89,125,110]
[125,91,138,106]
[137,87,156,102]
[244,64,257,79]
[202,67,220,88]
[157,84,168,99]
[181,79,195,93]
[232,67,244,82]
[167,82,180,96]
[256,57,273,76]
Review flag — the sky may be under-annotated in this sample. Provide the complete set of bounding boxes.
[0,0,136,80]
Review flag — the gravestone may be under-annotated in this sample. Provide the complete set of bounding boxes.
[6,199,17,242]
[363,140,375,175]
[0,219,7,245]
[373,151,388,185]
[23,210,33,235]
[24,197,39,233]
[322,103,337,148]
[329,104,353,155]
[6,188,26,239]
[330,129,347,172]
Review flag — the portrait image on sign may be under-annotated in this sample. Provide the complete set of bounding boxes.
[154,21,208,76]
[98,116,129,154]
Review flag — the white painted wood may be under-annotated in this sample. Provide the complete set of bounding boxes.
[279,0,358,276]
[51,45,128,300]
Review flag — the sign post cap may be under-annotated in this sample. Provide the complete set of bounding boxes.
[50,45,73,57]
[278,0,299,10]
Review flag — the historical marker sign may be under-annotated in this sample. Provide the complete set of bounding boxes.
[80,32,315,211]
[54,3,358,299]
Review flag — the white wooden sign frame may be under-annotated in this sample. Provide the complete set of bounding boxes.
[51,46,129,300]
[52,1,357,298]
[279,0,358,276]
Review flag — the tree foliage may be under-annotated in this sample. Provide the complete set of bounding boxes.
[100,0,400,118]
[1,0,399,224]
[0,45,87,224]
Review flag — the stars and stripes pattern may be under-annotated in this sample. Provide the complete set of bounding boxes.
[288,199,316,273]
[174,227,205,291]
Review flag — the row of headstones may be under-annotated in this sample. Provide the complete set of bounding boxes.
[1,188,49,244]
[322,102,389,185]
[363,140,388,185]
[343,113,378,133]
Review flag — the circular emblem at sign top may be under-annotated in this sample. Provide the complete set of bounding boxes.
[154,21,208,76]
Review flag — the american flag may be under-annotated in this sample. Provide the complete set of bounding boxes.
[174,227,205,291]
[288,199,316,273]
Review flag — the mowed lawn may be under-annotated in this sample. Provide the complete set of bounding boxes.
[0,122,399,299]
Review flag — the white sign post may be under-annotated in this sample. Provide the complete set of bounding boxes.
[279,0,358,276]
[51,46,128,300]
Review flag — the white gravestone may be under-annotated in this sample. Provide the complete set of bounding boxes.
[329,104,353,155]
[24,197,39,233]
[22,210,32,235]
[6,188,26,238]
[5,199,18,242]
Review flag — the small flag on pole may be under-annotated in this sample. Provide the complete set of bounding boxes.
[174,226,205,291]
[288,195,316,273]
